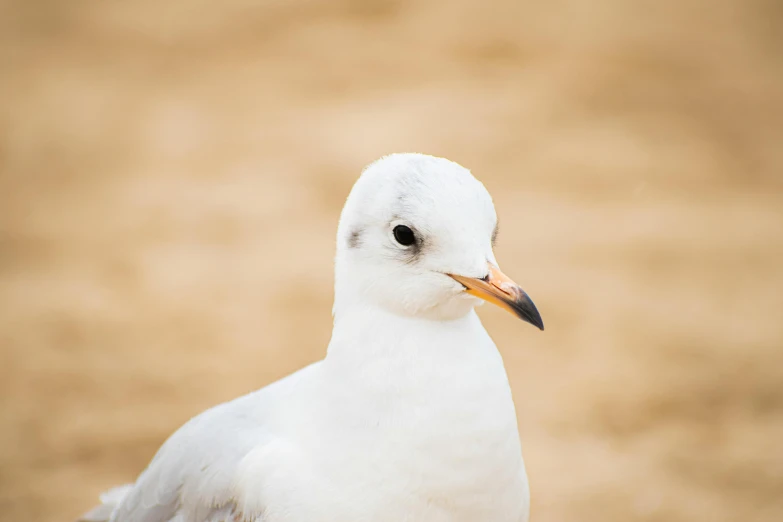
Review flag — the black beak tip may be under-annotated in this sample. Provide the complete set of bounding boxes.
[528,311,545,331]
[535,317,545,331]
[514,294,544,331]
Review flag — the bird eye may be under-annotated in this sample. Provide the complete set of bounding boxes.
[392,225,416,246]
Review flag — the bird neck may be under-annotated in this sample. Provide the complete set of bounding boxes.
[325,302,494,371]
[320,302,516,440]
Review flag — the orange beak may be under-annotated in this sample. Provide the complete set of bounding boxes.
[449,263,544,330]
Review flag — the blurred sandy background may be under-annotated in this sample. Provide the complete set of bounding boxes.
[2,0,782,521]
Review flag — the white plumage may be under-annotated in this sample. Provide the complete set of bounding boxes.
[81,153,543,522]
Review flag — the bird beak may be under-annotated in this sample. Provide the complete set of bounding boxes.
[449,263,544,330]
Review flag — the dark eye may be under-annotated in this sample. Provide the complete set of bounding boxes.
[393,225,416,246]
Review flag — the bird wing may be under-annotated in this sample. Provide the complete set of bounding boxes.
[113,391,268,522]
[81,365,318,522]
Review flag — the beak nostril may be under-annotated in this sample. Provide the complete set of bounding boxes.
[480,274,490,283]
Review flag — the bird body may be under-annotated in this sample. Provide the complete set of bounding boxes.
[81,153,542,522]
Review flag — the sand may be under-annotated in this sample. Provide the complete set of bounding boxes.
[1,1,782,521]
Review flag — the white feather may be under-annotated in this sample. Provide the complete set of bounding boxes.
[80,153,531,522]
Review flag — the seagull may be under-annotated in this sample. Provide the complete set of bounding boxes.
[80,153,544,522]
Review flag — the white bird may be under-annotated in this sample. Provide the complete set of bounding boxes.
[80,153,544,522]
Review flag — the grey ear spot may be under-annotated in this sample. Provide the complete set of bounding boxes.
[347,228,363,249]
